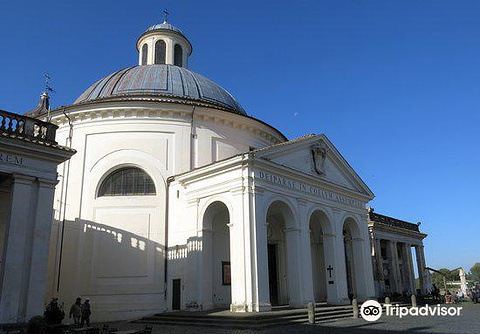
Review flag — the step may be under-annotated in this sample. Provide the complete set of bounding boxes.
[134,306,355,329]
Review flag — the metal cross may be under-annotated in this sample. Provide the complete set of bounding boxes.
[44,73,54,93]
[163,9,169,23]
[327,265,334,278]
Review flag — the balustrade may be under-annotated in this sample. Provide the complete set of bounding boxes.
[0,109,57,144]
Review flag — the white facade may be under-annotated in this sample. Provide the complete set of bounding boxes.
[46,102,284,321]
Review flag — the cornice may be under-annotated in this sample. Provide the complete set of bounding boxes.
[47,103,284,146]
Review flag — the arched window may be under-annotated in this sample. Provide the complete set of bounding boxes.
[155,40,166,64]
[98,167,156,197]
[141,44,148,65]
[174,44,183,67]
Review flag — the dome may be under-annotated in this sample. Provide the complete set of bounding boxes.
[146,22,184,35]
[74,65,246,115]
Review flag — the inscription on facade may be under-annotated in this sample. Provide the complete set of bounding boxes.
[256,171,363,209]
[0,152,24,166]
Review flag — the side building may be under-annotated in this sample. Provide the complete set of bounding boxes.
[0,108,75,324]
[368,207,432,298]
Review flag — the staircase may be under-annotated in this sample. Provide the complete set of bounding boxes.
[134,304,354,329]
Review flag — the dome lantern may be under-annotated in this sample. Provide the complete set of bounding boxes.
[136,10,192,68]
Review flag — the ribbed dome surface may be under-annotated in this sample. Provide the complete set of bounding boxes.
[74,65,246,115]
[146,22,184,35]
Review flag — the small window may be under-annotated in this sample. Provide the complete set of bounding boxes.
[141,44,148,65]
[98,167,156,197]
[174,44,183,67]
[155,40,166,64]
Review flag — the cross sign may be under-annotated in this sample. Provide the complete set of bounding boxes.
[163,9,169,23]
[327,265,334,278]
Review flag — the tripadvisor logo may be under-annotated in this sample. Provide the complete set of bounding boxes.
[360,300,382,322]
[360,300,463,322]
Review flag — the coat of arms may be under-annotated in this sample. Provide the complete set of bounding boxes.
[311,143,328,176]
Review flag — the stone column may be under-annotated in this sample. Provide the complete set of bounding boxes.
[374,238,385,295]
[296,199,315,305]
[0,175,35,324]
[199,228,213,310]
[415,245,429,294]
[405,243,416,295]
[250,187,271,312]
[25,179,58,320]
[326,209,350,305]
[388,240,400,293]
[351,231,376,302]
[284,227,304,307]
[228,191,247,312]
[322,233,349,305]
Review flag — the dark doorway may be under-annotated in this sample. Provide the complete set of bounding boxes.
[268,244,279,306]
[172,279,181,310]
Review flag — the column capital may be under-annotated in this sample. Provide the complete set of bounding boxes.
[12,174,35,184]
[284,227,301,233]
[37,178,59,188]
[296,198,308,206]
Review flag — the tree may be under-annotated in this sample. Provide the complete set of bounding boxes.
[468,263,480,282]
[430,268,460,288]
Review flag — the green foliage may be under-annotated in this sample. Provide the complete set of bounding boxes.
[431,268,460,288]
[468,263,480,282]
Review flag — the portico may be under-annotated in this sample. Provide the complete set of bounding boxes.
[167,134,376,312]
[368,208,432,297]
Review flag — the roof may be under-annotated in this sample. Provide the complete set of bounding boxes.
[74,65,247,115]
[146,22,184,35]
[368,209,420,232]
[252,134,317,153]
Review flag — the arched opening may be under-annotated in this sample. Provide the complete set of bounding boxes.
[98,167,156,197]
[309,210,332,302]
[266,200,296,306]
[343,217,364,301]
[154,40,166,64]
[141,44,148,65]
[174,44,183,67]
[202,201,231,309]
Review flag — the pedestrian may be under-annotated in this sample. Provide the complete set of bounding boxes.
[81,299,92,327]
[44,298,65,325]
[69,298,82,325]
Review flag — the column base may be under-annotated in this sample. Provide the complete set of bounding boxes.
[230,302,272,312]
[230,303,247,312]
[289,300,312,308]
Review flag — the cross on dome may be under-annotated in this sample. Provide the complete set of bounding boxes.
[163,9,169,23]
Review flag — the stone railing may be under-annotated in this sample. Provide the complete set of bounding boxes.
[369,211,420,232]
[0,109,58,144]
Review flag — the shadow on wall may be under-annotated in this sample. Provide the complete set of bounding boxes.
[50,219,167,322]
[49,219,206,320]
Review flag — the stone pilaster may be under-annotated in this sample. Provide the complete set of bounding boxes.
[388,240,401,293]
[0,175,35,324]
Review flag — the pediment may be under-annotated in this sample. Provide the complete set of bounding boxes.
[254,134,374,198]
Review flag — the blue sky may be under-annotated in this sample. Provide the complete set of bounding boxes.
[1,1,479,272]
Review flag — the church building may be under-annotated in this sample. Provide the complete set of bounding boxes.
[0,16,431,323]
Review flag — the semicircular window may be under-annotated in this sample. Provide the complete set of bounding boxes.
[98,167,156,197]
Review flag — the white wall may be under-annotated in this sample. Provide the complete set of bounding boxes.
[46,103,281,320]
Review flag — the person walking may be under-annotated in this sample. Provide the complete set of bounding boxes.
[69,298,82,325]
[81,299,92,327]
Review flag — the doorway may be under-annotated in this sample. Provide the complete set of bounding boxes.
[172,279,181,310]
[267,244,279,306]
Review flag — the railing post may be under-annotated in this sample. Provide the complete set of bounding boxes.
[307,302,315,324]
[352,299,359,318]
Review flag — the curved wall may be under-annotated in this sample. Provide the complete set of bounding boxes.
[45,101,284,321]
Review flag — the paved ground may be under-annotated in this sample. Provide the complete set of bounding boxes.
[97,302,480,334]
